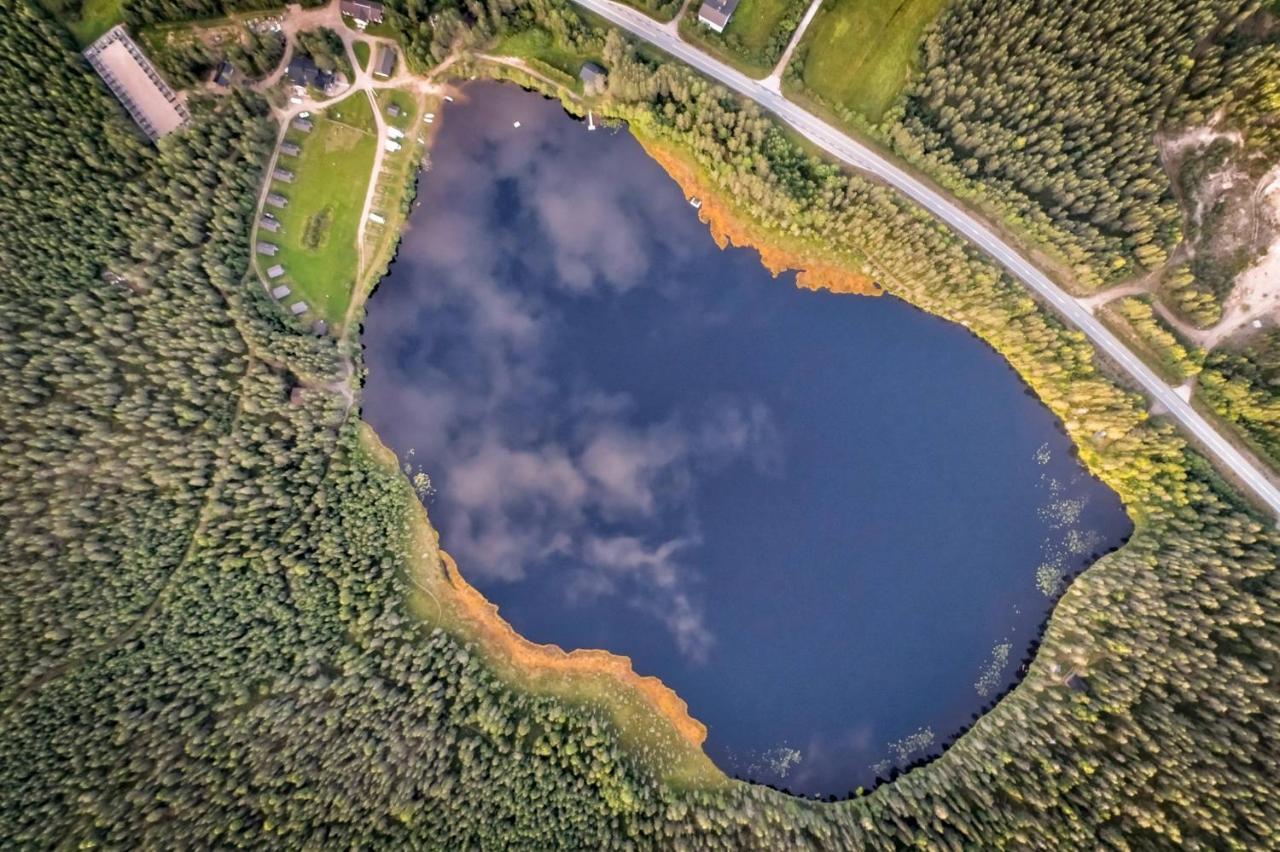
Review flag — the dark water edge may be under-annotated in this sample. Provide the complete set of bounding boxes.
[358,81,1135,797]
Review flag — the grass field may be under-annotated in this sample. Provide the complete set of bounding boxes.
[266,93,377,326]
[492,28,599,80]
[353,40,370,71]
[680,0,806,75]
[797,0,947,123]
[62,0,125,45]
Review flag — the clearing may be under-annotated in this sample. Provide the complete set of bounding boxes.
[269,92,378,325]
[796,0,948,123]
[60,0,125,46]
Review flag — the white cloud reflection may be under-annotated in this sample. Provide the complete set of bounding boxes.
[364,87,780,662]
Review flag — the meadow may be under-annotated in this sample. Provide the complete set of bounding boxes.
[796,0,947,122]
[267,93,377,325]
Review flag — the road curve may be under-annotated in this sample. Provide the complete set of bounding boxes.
[569,0,1280,519]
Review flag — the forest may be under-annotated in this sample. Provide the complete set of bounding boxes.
[882,0,1280,309]
[1,0,1279,847]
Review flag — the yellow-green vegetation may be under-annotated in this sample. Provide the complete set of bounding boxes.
[1199,329,1280,472]
[492,27,598,85]
[267,93,377,325]
[353,40,371,71]
[795,0,947,123]
[346,87,433,325]
[59,0,125,45]
[1100,296,1204,383]
[679,0,809,76]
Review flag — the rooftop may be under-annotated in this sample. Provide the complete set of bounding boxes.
[266,264,285,278]
[697,0,740,32]
[83,26,189,142]
[374,44,396,78]
[340,0,384,23]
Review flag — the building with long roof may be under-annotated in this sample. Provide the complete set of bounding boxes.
[83,26,189,142]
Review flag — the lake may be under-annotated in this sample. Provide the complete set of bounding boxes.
[361,82,1133,796]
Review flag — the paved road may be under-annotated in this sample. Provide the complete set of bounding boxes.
[569,0,1280,519]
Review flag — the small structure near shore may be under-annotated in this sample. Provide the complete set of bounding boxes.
[256,241,279,256]
[579,62,607,95]
[272,167,295,183]
[279,141,301,157]
[266,193,288,208]
[258,215,281,232]
[266,264,285,279]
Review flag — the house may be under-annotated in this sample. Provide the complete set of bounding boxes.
[579,62,606,95]
[212,60,236,87]
[258,215,281,232]
[279,141,301,157]
[340,0,384,25]
[289,301,309,315]
[291,117,314,133]
[82,26,190,142]
[383,139,401,152]
[697,0,740,33]
[386,103,401,118]
[266,193,288,208]
[374,44,396,78]
[266,264,286,278]
[271,284,291,299]
[286,54,320,87]
[312,319,328,336]
[273,167,295,182]
[256,241,279,256]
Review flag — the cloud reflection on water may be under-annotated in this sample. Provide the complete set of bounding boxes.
[365,92,779,663]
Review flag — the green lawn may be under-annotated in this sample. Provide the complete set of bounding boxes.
[492,28,598,80]
[376,89,417,130]
[798,0,948,123]
[266,93,377,326]
[63,0,125,46]
[680,0,806,74]
[353,40,371,71]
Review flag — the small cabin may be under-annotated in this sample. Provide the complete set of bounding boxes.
[279,141,301,157]
[266,264,285,278]
[265,193,288,208]
[258,216,281,233]
[271,284,291,299]
[579,62,607,95]
[273,167,295,183]
[256,242,279,256]
[291,117,314,133]
[290,301,309,315]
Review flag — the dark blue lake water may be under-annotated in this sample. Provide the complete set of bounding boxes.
[361,82,1132,796]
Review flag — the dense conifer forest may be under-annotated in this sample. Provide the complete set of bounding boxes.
[2,0,1279,847]
[886,0,1280,303]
